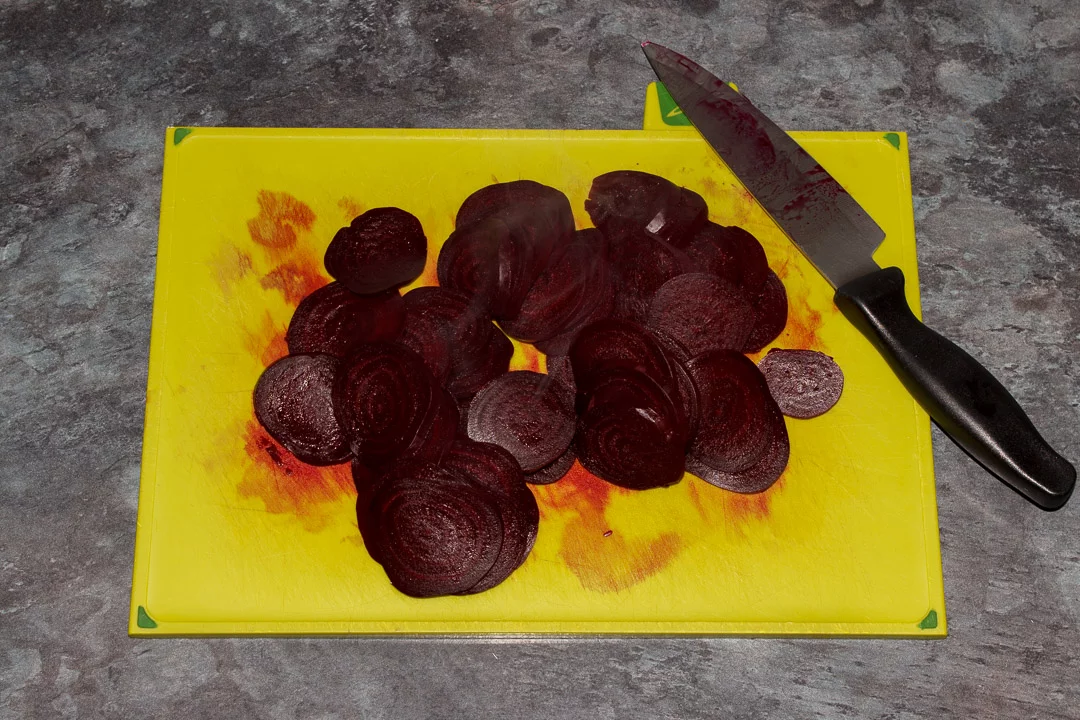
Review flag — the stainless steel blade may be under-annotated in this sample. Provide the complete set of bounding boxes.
[642,42,886,289]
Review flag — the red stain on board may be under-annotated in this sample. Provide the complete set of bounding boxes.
[259,260,329,306]
[239,419,355,533]
[533,463,683,593]
[240,310,289,368]
[338,197,366,223]
[210,245,254,296]
[247,190,317,254]
[510,342,542,373]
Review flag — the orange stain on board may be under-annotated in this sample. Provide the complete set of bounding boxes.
[239,419,356,533]
[534,463,684,593]
[510,341,542,373]
[338,197,366,223]
[240,310,289,368]
[259,259,329,306]
[246,190,317,254]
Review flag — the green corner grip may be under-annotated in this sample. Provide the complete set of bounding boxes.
[655,83,693,126]
[173,127,193,145]
[918,609,938,630]
[883,132,901,150]
[136,606,158,629]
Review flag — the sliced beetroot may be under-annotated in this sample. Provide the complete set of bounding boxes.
[448,325,514,400]
[605,225,693,323]
[585,170,707,247]
[324,208,427,295]
[685,350,787,475]
[332,343,438,467]
[367,458,504,598]
[441,439,539,593]
[353,459,387,565]
[576,400,687,490]
[253,353,352,466]
[401,388,460,463]
[466,370,576,472]
[532,279,616,356]
[285,283,404,358]
[456,180,575,242]
[743,271,789,353]
[577,367,689,445]
[542,354,576,399]
[685,223,769,294]
[499,230,613,343]
[647,273,755,357]
[526,446,577,485]
[757,349,844,419]
[568,318,677,396]
[687,425,789,494]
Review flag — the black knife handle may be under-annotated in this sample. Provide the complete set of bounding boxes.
[834,267,1075,510]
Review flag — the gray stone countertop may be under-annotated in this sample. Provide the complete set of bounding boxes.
[2,1,1078,718]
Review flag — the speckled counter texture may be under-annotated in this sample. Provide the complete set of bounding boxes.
[2,0,1078,718]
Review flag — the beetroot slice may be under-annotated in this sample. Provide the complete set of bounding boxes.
[441,440,539,594]
[542,354,576,399]
[332,343,438,467]
[526,446,577,485]
[605,225,693,323]
[286,283,404,358]
[448,324,514,400]
[685,350,787,474]
[757,349,844,419]
[576,401,686,490]
[577,367,689,445]
[253,354,351,466]
[685,223,769,294]
[743,271,789,353]
[353,459,387,565]
[499,230,612,343]
[687,426,789,494]
[401,388,460,464]
[568,318,677,397]
[368,458,504,598]
[467,371,576,472]
[324,208,427,295]
[647,273,755,357]
[585,170,707,248]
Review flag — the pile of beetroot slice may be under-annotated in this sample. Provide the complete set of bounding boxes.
[253,171,845,599]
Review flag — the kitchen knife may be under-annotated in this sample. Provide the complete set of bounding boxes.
[642,41,1075,510]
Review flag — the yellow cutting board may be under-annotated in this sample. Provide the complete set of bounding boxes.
[129,89,944,636]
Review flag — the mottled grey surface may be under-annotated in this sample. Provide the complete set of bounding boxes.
[2,0,1078,718]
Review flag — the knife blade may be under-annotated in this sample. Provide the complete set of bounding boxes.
[642,41,1075,510]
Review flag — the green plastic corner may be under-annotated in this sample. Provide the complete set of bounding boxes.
[883,132,901,150]
[655,83,693,126]
[918,609,938,630]
[173,127,193,145]
[136,606,158,629]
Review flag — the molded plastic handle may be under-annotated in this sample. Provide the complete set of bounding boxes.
[834,267,1075,510]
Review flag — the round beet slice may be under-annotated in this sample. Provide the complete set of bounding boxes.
[499,230,612,343]
[448,325,514,400]
[577,367,689,444]
[543,354,576,399]
[757,349,844,419]
[686,425,789,494]
[585,170,707,248]
[466,370,576,472]
[605,225,694,323]
[324,208,427,295]
[526,446,577,485]
[647,273,755,357]
[353,459,388,565]
[332,343,438,467]
[685,350,785,474]
[568,318,677,396]
[253,353,351,466]
[401,388,460,463]
[456,180,574,241]
[286,283,404,358]
[368,458,504,598]
[685,223,769,294]
[576,402,687,490]
[743,271,789,353]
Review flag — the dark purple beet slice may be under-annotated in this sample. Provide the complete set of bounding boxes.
[436,217,507,314]
[757,349,844,419]
[456,180,574,242]
[332,343,438,467]
[253,353,351,466]
[526,445,577,485]
[685,350,786,474]
[368,458,504,598]
[686,426,789,493]
[402,388,460,463]
[543,354,576,399]
[576,401,686,490]
[285,283,404,358]
[466,370,576,472]
[499,230,612,343]
[353,459,387,565]
[532,278,615,356]
[585,170,707,248]
[684,223,769,294]
[324,208,427,295]
[568,318,677,396]
[743,271,789,353]
[647,273,755,356]
[577,367,688,445]
[605,224,693,323]
[441,440,539,593]
[448,324,514,400]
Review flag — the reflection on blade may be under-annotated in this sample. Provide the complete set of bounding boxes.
[642,41,885,289]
